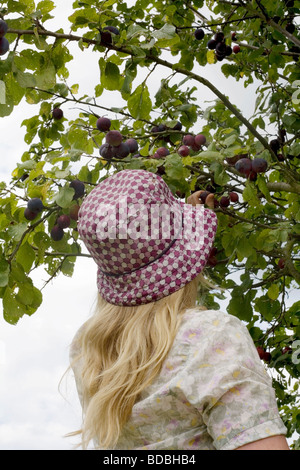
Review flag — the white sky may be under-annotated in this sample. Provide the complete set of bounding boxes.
[0,1,295,450]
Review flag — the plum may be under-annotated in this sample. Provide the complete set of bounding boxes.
[70,179,85,199]
[105,130,123,147]
[27,198,44,213]
[96,117,111,132]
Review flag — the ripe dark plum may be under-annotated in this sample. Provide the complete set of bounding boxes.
[156,147,170,157]
[70,179,85,199]
[178,145,190,157]
[115,142,130,159]
[252,158,268,174]
[126,138,139,153]
[183,134,195,146]
[220,196,230,208]
[194,134,206,147]
[24,208,38,221]
[106,130,123,147]
[52,107,63,120]
[57,215,71,229]
[0,20,8,37]
[96,117,111,132]
[0,37,9,55]
[207,39,217,49]
[51,225,64,241]
[27,198,44,213]
[235,158,253,177]
[194,28,205,40]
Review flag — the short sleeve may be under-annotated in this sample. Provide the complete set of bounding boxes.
[179,311,287,450]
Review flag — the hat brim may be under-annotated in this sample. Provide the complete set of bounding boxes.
[96,202,218,306]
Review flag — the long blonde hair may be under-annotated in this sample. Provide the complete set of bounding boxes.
[69,272,215,449]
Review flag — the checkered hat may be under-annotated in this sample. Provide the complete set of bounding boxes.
[77,169,218,306]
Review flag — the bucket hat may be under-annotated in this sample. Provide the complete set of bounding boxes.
[77,169,218,306]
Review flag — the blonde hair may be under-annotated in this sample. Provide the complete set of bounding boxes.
[69,272,216,450]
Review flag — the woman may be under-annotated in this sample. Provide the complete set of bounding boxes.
[69,169,289,450]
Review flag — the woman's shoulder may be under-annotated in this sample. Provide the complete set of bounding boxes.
[177,307,255,355]
[181,307,246,332]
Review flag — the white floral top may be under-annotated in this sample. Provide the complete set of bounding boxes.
[70,308,287,450]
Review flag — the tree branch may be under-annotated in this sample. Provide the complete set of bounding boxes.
[282,239,300,285]
[5,27,294,166]
[266,182,300,195]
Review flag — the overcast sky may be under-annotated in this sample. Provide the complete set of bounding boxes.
[1,1,292,450]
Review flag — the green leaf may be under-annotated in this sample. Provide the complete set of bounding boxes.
[228,289,253,322]
[198,151,224,162]
[164,153,189,180]
[0,80,6,104]
[15,241,36,273]
[257,174,272,202]
[35,59,56,89]
[7,223,28,242]
[254,294,281,322]
[268,284,280,301]
[236,237,256,260]
[16,282,42,310]
[127,84,152,120]
[210,161,230,186]
[152,24,180,47]
[242,181,261,206]
[0,256,10,288]
[100,60,121,91]
[3,287,24,324]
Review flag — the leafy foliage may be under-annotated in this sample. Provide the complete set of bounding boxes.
[0,0,299,447]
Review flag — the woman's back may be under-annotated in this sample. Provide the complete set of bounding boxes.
[70,308,287,450]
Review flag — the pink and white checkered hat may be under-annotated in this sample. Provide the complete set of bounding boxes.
[77,169,218,306]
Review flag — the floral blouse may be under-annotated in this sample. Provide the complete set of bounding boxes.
[70,308,287,450]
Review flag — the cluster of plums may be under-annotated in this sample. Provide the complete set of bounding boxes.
[97,116,182,160]
[24,180,84,241]
[225,152,268,181]
[194,27,241,61]
[98,117,139,160]
[0,19,9,56]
